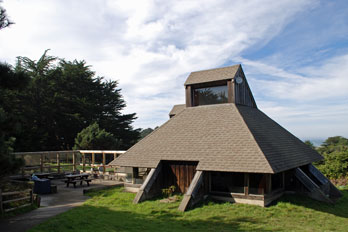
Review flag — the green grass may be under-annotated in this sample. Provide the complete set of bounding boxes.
[29,187,348,232]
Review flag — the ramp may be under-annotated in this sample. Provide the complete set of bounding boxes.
[308,164,342,199]
[294,168,333,203]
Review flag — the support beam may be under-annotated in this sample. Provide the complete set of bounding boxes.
[57,153,60,174]
[72,153,76,172]
[92,153,95,167]
[185,85,192,107]
[178,171,204,212]
[102,152,106,173]
[82,154,86,172]
[133,163,162,204]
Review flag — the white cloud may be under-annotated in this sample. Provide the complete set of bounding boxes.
[4,0,346,141]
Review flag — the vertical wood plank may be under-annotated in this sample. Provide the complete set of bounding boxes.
[57,153,60,174]
[82,153,86,172]
[185,85,192,107]
[40,154,43,173]
[72,153,76,172]
[102,152,106,174]
[244,173,249,196]
[113,152,116,160]
[227,80,233,103]
[92,153,95,167]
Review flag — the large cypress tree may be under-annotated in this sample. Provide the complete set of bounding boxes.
[8,50,139,151]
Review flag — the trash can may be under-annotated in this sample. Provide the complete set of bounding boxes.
[33,179,51,194]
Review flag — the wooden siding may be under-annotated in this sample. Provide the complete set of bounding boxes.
[234,68,257,108]
[162,161,198,193]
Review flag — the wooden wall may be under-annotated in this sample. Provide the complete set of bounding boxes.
[234,68,257,108]
[162,161,198,193]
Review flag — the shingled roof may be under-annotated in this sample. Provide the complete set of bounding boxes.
[110,103,322,173]
[169,104,185,117]
[184,64,240,85]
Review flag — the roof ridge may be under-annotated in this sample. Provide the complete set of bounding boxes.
[234,105,275,173]
[190,64,241,74]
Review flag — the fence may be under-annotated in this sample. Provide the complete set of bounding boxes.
[13,150,126,176]
[0,189,35,215]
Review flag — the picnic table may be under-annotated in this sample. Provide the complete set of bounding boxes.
[33,172,51,179]
[64,173,93,188]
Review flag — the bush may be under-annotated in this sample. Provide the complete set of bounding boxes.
[316,151,348,179]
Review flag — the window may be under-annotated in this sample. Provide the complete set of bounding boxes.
[193,85,228,106]
[249,174,266,195]
[211,172,244,193]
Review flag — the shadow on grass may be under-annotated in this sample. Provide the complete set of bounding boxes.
[30,204,273,232]
[274,189,348,218]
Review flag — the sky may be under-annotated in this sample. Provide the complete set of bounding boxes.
[1,0,348,143]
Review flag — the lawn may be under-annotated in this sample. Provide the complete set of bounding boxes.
[29,186,348,232]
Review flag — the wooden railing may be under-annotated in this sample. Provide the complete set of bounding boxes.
[13,150,126,175]
[0,189,34,215]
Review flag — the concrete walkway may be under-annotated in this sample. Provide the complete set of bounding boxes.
[0,179,122,232]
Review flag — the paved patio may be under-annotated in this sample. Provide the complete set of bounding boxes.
[0,179,123,232]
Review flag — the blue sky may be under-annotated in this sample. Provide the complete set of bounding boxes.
[1,0,347,142]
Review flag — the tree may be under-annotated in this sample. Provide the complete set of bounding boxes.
[0,1,14,30]
[315,136,348,179]
[304,140,315,150]
[73,123,120,150]
[139,128,154,140]
[11,50,139,151]
[0,63,27,177]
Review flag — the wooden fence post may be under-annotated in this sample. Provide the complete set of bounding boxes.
[82,153,86,172]
[40,154,43,173]
[92,153,95,167]
[73,153,76,172]
[57,153,60,174]
[113,152,117,160]
[21,155,25,177]
[102,152,106,174]
[30,190,34,204]
[0,189,3,215]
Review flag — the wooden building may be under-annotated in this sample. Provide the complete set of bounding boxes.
[109,64,342,211]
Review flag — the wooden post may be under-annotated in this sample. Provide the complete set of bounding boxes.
[244,173,249,195]
[30,190,34,204]
[40,154,43,173]
[21,155,25,177]
[92,153,95,167]
[73,153,76,172]
[266,174,272,194]
[0,189,3,215]
[82,153,86,172]
[57,153,60,174]
[102,152,106,174]
[113,152,117,160]
[185,85,192,107]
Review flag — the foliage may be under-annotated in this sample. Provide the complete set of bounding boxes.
[139,128,154,140]
[0,63,27,177]
[0,1,14,30]
[29,186,348,232]
[162,185,176,197]
[315,136,348,179]
[73,122,120,150]
[0,50,139,153]
[304,140,315,150]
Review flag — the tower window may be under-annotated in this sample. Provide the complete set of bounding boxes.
[192,85,228,106]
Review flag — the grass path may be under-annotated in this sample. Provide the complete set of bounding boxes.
[29,187,348,232]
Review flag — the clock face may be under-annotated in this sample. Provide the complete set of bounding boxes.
[235,76,243,84]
